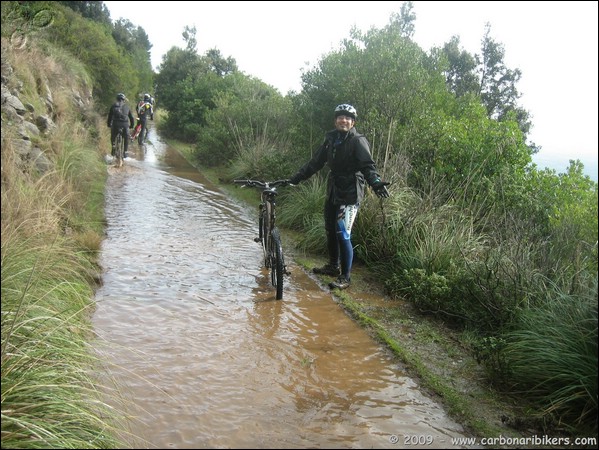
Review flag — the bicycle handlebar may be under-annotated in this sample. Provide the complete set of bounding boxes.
[233,179,290,189]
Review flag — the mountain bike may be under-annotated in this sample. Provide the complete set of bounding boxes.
[233,179,290,300]
[113,126,127,168]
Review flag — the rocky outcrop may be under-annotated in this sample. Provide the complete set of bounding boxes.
[2,58,55,174]
[1,41,94,175]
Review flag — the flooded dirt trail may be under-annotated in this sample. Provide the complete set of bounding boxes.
[92,131,474,448]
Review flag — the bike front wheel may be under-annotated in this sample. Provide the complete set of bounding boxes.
[260,203,271,268]
[269,227,284,300]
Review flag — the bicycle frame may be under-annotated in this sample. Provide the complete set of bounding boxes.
[234,179,289,299]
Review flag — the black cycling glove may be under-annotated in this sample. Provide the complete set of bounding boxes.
[372,180,390,198]
[288,174,302,185]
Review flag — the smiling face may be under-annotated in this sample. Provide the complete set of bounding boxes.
[335,114,355,132]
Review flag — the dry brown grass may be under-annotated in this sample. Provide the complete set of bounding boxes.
[1,142,67,238]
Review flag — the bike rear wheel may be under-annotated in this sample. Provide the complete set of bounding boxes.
[269,227,284,300]
[115,132,124,168]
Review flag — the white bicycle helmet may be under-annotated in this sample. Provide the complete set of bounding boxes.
[334,104,357,119]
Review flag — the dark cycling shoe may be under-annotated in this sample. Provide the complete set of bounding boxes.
[313,264,340,276]
[329,276,350,290]
[124,152,129,158]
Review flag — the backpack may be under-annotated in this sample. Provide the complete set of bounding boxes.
[112,101,127,122]
[138,101,150,116]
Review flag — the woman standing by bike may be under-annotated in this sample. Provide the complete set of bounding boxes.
[287,104,390,290]
[107,93,134,158]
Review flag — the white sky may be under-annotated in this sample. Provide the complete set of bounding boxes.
[104,1,598,180]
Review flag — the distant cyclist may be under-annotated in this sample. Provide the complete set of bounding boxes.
[107,93,134,158]
[136,93,154,145]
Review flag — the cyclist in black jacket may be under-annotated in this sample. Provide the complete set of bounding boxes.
[107,93,134,157]
[288,104,390,290]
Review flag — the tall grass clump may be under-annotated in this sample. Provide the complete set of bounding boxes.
[353,185,423,267]
[226,138,297,182]
[1,234,123,449]
[500,285,598,433]
[277,176,328,254]
[356,188,500,326]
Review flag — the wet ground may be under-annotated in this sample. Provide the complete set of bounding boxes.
[92,131,474,448]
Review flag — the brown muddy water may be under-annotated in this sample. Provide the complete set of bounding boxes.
[92,130,476,449]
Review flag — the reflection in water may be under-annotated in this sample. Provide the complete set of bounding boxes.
[93,131,474,448]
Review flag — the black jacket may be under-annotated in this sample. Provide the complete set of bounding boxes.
[107,100,134,128]
[292,127,381,205]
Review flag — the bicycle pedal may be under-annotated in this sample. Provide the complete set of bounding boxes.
[253,237,261,243]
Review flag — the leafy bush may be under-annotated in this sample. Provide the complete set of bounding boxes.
[390,268,451,312]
